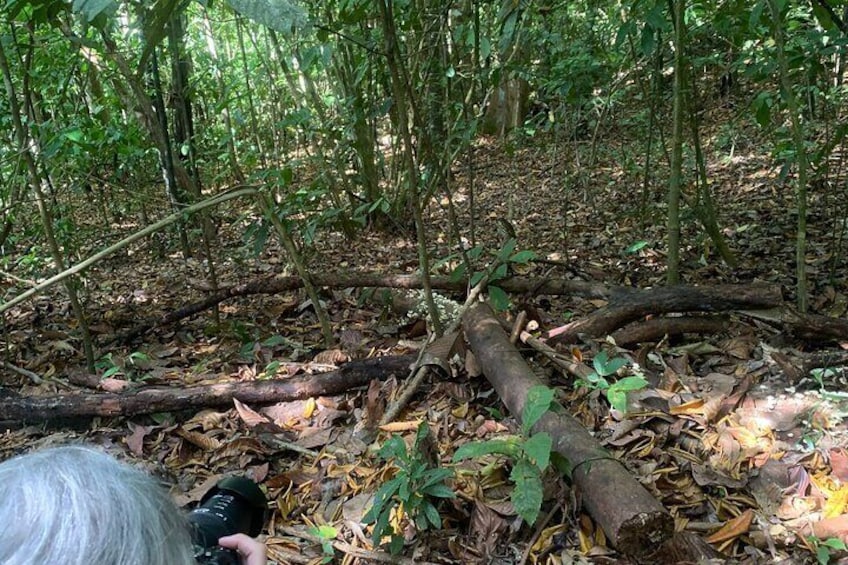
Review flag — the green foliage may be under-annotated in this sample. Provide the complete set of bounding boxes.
[95,351,151,381]
[575,351,649,413]
[450,238,537,312]
[453,385,556,525]
[363,422,455,555]
[808,536,847,565]
[307,524,337,564]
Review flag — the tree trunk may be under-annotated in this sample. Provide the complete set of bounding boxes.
[667,0,685,284]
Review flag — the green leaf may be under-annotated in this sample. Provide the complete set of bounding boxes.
[488,285,510,311]
[378,435,408,461]
[421,500,442,528]
[470,271,486,287]
[388,534,404,554]
[422,483,455,499]
[625,240,649,254]
[510,250,537,264]
[414,420,431,449]
[522,385,554,431]
[492,263,509,281]
[510,459,543,525]
[226,0,309,34]
[822,537,847,550]
[594,353,628,377]
[72,0,116,23]
[363,477,402,523]
[607,389,627,413]
[522,432,552,471]
[310,524,337,540]
[453,438,520,461]
[450,263,467,283]
[496,238,517,261]
[611,375,649,392]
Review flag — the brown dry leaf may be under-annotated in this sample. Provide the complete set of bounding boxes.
[670,398,706,415]
[312,349,350,365]
[176,427,221,451]
[365,378,384,424]
[705,509,754,543]
[470,501,507,554]
[125,422,152,456]
[214,437,265,460]
[234,398,269,428]
[379,420,421,433]
[100,377,130,393]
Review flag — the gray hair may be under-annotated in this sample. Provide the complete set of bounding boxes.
[0,445,195,565]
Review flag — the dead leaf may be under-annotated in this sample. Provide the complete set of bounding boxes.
[100,377,130,393]
[705,509,754,543]
[379,420,420,433]
[234,398,269,428]
[176,427,221,451]
[312,349,350,365]
[125,422,152,456]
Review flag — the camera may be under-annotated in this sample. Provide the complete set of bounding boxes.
[188,476,267,565]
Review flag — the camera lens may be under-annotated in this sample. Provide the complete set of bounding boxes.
[188,476,267,549]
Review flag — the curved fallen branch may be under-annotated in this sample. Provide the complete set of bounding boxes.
[546,284,783,345]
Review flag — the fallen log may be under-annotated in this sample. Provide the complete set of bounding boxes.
[463,302,673,558]
[118,273,609,342]
[610,315,733,345]
[0,354,415,426]
[547,284,783,345]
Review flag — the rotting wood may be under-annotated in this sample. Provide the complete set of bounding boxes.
[546,284,783,345]
[463,302,674,558]
[0,354,416,426]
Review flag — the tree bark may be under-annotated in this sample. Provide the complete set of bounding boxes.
[463,302,673,558]
[547,284,783,345]
[0,355,415,426]
[117,274,611,342]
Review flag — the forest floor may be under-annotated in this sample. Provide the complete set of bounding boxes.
[3,103,848,564]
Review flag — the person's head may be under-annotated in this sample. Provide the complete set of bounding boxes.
[0,444,195,565]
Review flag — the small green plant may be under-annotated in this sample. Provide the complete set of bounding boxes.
[363,421,455,554]
[446,238,536,311]
[95,351,151,381]
[453,385,556,525]
[575,351,649,413]
[307,524,337,564]
[808,535,847,564]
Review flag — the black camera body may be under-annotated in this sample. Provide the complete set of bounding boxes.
[188,476,267,565]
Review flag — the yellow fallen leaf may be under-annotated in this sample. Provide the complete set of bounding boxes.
[302,397,317,418]
[379,420,421,433]
[670,398,706,415]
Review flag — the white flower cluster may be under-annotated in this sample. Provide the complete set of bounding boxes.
[404,290,461,328]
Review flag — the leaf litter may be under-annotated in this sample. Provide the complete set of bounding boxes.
[3,117,848,563]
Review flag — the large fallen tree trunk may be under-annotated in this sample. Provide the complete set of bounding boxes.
[463,302,673,558]
[0,354,415,427]
[118,273,609,342]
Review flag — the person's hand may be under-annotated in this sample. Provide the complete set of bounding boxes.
[218,533,267,565]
